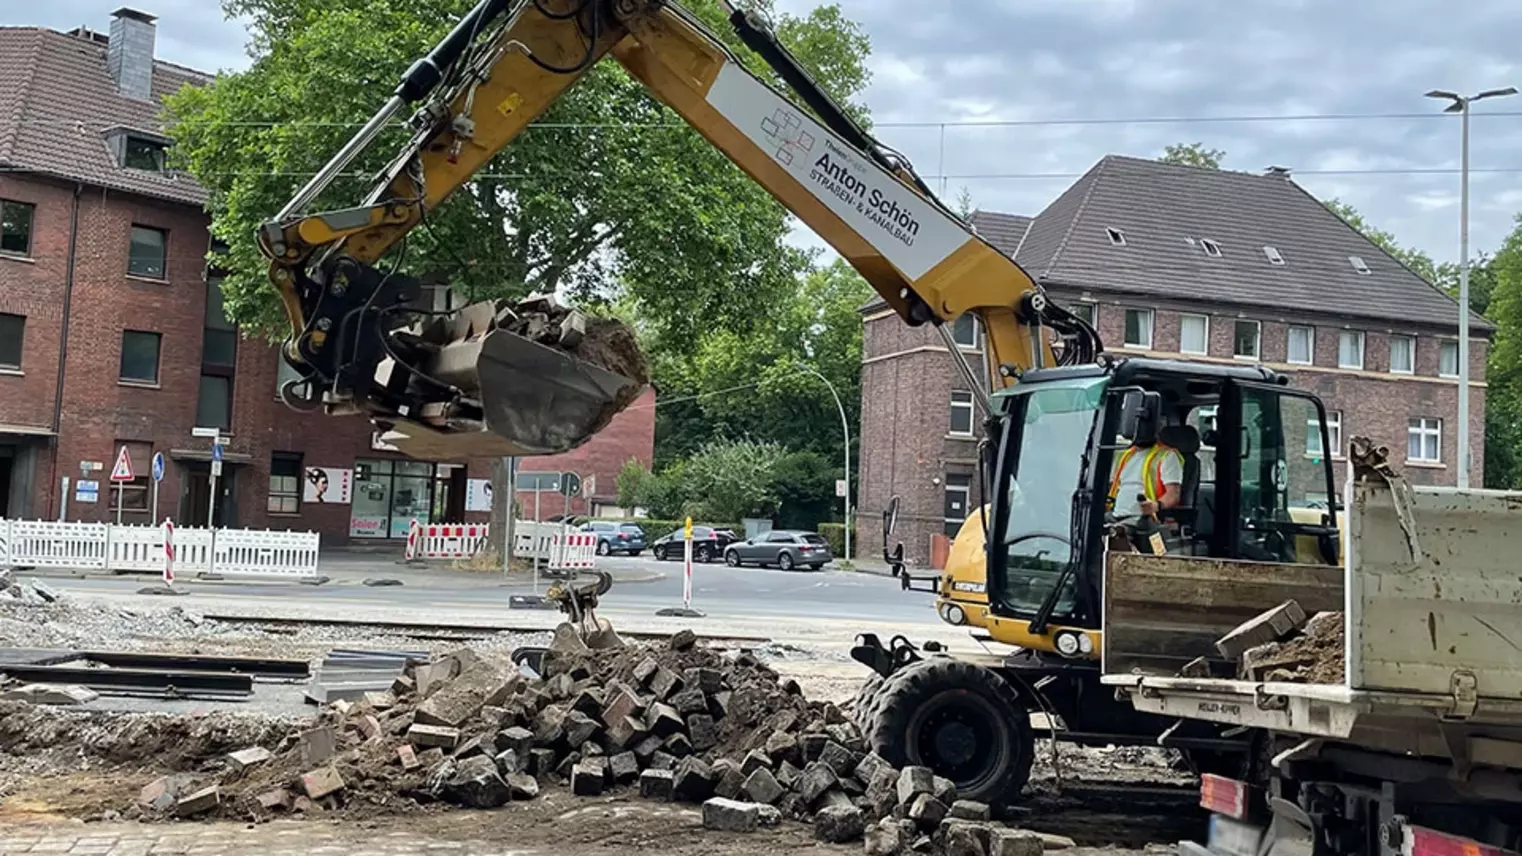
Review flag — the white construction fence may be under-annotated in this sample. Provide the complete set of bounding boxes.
[405,520,597,570]
[0,518,319,580]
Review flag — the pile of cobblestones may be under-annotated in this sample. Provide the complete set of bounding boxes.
[114,632,1062,855]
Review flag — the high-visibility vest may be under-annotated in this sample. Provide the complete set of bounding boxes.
[1108,444,1180,504]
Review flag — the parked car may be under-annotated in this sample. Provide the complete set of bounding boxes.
[577,521,647,556]
[724,530,832,571]
[650,526,737,563]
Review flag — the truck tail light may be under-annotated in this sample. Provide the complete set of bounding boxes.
[1406,825,1519,856]
[1200,774,1248,820]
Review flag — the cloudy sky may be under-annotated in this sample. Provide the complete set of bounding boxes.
[16,0,1522,264]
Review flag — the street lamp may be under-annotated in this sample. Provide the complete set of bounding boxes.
[799,366,852,561]
[1425,86,1517,489]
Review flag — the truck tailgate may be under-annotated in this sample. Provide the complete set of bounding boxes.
[1347,480,1522,699]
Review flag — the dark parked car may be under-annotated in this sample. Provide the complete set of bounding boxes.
[650,526,737,563]
[724,530,833,571]
[578,521,647,556]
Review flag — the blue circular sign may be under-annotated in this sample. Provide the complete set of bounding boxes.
[151,452,166,482]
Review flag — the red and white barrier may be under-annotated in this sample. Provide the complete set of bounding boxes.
[163,519,175,585]
[406,521,491,561]
[549,532,597,570]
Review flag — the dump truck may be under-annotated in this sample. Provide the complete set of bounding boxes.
[1100,438,1522,854]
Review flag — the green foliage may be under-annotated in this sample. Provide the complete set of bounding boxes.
[817,522,850,558]
[1158,142,1226,169]
[614,518,739,541]
[1480,215,1522,488]
[164,0,873,342]
[772,450,837,529]
[677,439,786,522]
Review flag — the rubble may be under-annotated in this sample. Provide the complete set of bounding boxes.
[1234,610,1345,684]
[703,796,762,832]
[814,803,865,843]
[0,684,98,705]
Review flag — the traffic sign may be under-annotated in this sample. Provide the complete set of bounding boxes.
[211,443,224,463]
[559,472,582,498]
[110,446,134,482]
[151,452,166,482]
[211,459,223,477]
[835,478,848,498]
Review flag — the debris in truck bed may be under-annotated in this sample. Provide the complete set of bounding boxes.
[1236,611,1344,684]
[1215,600,1308,660]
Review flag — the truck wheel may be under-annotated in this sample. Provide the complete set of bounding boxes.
[867,658,1033,806]
[850,673,886,736]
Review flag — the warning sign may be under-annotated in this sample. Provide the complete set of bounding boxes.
[110,446,135,482]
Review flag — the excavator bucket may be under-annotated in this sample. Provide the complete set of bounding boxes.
[374,298,648,461]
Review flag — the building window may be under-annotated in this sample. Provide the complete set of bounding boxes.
[1287,325,1314,365]
[950,314,979,349]
[0,314,23,369]
[124,137,166,172]
[1,200,34,256]
[1263,246,1285,266]
[1439,341,1459,378]
[1232,319,1260,360]
[1106,228,1126,246]
[1068,302,1096,327]
[1389,335,1415,374]
[943,473,971,537]
[128,225,167,279]
[1407,417,1442,463]
[268,452,302,515]
[1199,238,1222,257]
[1307,410,1342,458]
[197,278,236,431]
[1338,330,1365,369]
[1179,313,1209,355]
[1123,308,1154,349]
[1349,256,1372,275]
[949,390,975,437]
[119,330,161,384]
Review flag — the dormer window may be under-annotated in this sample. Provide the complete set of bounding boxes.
[1106,228,1127,246]
[124,137,166,172]
[1199,238,1222,257]
[104,127,171,173]
[1348,255,1372,275]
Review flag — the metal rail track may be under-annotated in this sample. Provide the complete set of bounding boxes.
[201,613,773,645]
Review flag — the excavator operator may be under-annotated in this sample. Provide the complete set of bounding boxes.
[1106,424,1184,520]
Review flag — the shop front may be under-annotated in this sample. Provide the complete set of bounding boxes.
[348,458,469,539]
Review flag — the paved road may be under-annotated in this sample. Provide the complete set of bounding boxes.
[18,552,948,644]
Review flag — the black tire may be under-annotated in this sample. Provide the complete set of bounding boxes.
[851,673,887,736]
[596,540,611,557]
[809,563,824,571]
[725,550,740,567]
[697,544,713,563]
[654,546,668,561]
[778,551,795,571]
[867,658,1034,806]
[628,550,642,558]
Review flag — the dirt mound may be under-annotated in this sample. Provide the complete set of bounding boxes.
[1240,611,1344,684]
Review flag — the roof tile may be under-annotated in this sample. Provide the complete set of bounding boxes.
[0,26,209,206]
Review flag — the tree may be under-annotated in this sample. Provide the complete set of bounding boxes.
[652,258,872,467]
[1479,215,1522,488]
[1159,142,1225,169]
[164,0,873,346]
[677,439,785,522]
[771,449,838,528]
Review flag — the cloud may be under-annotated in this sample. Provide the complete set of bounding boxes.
[14,0,1522,266]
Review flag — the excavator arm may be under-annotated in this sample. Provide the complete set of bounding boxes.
[259,0,1100,461]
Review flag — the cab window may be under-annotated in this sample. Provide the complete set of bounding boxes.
[1235,385,1337,564]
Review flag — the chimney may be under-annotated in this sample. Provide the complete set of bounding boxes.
[1264,165,1292,178]
[107,8,157,101]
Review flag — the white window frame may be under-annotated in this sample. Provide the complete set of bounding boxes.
[1263,246,1285,266]
[1439,340,1459,378]
[943,474,972,536]
[950,314,980,349]
[1069,302,1097,328]
[1349,255,1372,275]
[1106,228,1126,247]
[1389,335,1415,375]
[1338,330,1365,369]
[1232,319,1261,361]
[949,390,975,437]
[1123,308,1154,349]
[1287,325,1314,365]
[1407,417,1442,464]
[1307,410,1343,459]
[1179,313,1209,356]
[1200,238,1222,258]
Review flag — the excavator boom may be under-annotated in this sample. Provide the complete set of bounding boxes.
[260,0,1098,460]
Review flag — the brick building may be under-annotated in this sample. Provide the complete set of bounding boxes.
[0,10,652,542]
[858,156,1490,563]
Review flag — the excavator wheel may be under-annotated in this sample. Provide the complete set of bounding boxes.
[867,657,1034,806]
[849,673,886,737]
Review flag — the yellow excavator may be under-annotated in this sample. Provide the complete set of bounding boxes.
[261,0,1347,806]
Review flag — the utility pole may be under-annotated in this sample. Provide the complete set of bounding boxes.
[1425,85,1517,488]
[801,367,851,560]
